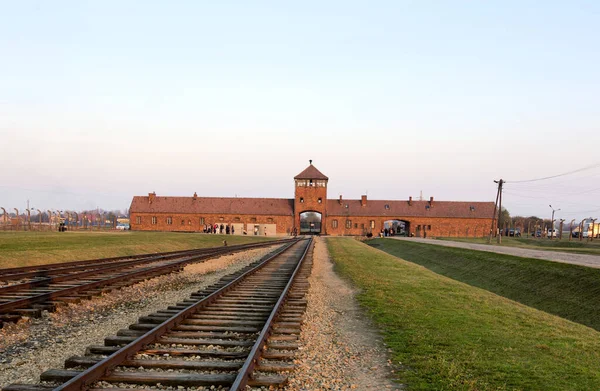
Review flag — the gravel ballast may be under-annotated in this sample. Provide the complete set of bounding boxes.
[0,245,278,388]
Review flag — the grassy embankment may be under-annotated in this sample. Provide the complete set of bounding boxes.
[0,231,273,269]
[327,238,600,391]
[438,236,600,255]
[369,238,600,331]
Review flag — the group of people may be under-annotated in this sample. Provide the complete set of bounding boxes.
[381,227,398,237]
[203,223,236,235]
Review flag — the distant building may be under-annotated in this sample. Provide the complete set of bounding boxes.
[130,162,494,237]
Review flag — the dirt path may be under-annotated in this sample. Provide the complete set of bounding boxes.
[390,237,600,269]
[285,237,401,390]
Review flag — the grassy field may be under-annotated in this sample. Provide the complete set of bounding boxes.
[370,238,600,331]
[0,231,274,269]
[328,238,600,390]
[438,236,600,255]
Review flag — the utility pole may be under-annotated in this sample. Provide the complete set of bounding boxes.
[569,219,575,241]
[488,179,503,244]
[559,219,565,240]
[497,179,504,244]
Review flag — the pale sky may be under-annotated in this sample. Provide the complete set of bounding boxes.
[1,1,599,222]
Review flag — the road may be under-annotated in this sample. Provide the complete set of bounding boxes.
[388,237,600,269]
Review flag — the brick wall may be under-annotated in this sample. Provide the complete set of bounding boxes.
[131,212,294,235]
[294,182,327,233]
[325,215,492,238]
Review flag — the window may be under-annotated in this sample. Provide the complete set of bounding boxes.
[426,205,430,210]
[346,220,352,229]
[267,217,273,223]
[300,197,304,203]
[361,223,364,228]
[417,225,421,230]
[166,217,172,225]
[428,225,432,230]
[200,217,205,225]
[385,204,390,210]
[251,217,257,222]
[181,220,185,225]
[309,179,314,186]
[332,219,338,228]
[370,220,375,229]
[318,198,322,204]
[219,217,224,221]
[234,217,241,222]
[152,216,157,225]
[345,204,349,208]
[470,206,475,211]
[188,220,192,225]
[354,223,358,228]
[136,216,141,224]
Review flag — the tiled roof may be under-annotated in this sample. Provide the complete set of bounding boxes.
[130,196,294,216]
[326,199,495,219]
[294,164,329,180]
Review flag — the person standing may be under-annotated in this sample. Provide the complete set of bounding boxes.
[226,225,230,235]
[231,225,235,235]
[220,223,224,234]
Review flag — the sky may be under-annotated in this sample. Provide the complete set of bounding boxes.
[1,0,599,222]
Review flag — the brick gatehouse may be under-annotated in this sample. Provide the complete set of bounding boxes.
[130,162,494,237]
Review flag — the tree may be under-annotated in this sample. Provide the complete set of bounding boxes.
[498,207,510,229]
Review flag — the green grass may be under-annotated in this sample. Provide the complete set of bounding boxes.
[438,236,600,255]
[327,238,600,391]
[0,231,273,269]
[369,238,600,332]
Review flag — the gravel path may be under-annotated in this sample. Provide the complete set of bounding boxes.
[285,237,401,391]
[0,245,278,388]
[389,237,600,269]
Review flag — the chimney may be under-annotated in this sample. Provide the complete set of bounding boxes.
[361,195,367,207]
[193,192,198,200]
[408,196,412,206]
[429,196,434,206]
[339,195,343,205]
[148,192,156,204]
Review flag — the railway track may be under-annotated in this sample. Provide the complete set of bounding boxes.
[3,237,313,391]
[0,239,293,327]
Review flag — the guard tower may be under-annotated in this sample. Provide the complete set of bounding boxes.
[294,160,328,234]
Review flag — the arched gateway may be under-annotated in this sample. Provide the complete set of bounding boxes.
[299,211,322,234]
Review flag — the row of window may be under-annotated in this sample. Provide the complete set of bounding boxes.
[140,216,274,225]
[296,179,327,187]
[328,220,433,231]
[331,220,377,229]
[138,216,433,231]
[298,197,322,204]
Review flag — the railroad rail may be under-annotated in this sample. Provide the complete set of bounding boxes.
[0,239,294,327]
[3,237,313,391]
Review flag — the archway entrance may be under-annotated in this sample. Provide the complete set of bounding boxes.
[384,220,410,237]
[300,211,322,234]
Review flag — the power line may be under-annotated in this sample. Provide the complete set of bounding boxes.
[506,162,600,184]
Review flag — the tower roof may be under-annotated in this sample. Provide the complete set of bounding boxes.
[294,162,328,180]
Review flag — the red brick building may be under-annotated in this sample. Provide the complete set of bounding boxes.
[130,162,494,237]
